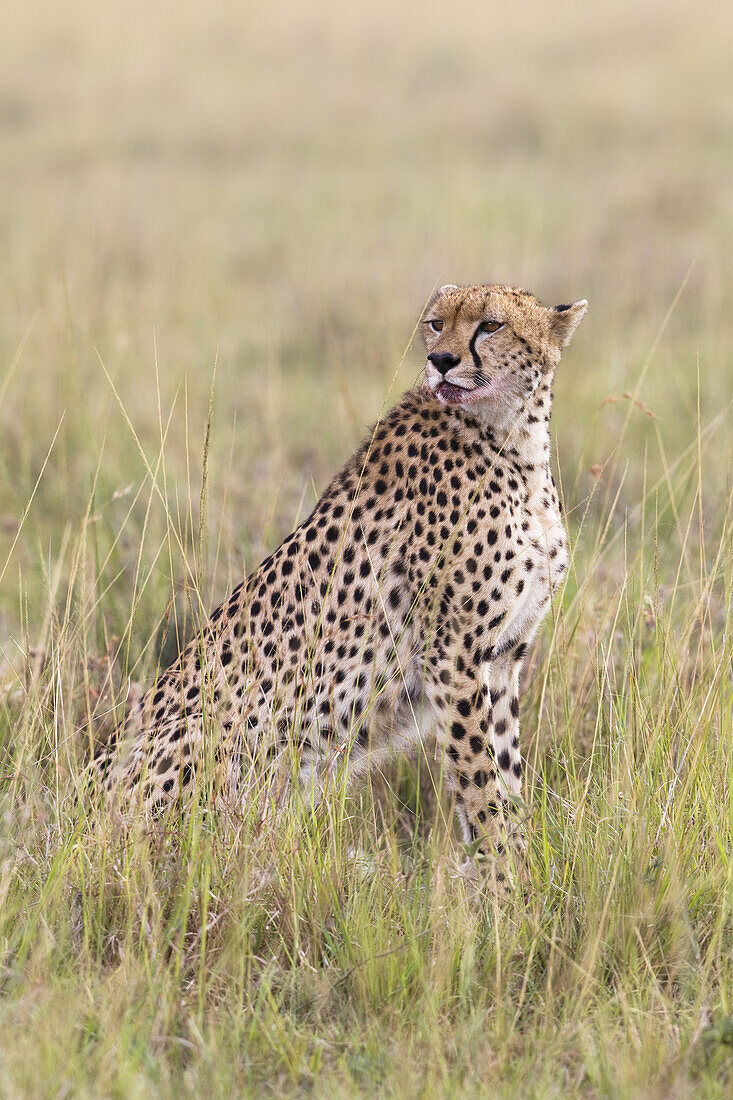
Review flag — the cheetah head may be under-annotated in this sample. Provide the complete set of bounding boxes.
[422,284,587,410]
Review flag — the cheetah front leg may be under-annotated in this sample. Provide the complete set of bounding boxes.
[425,666,509,890]
[486,641,531,868]
[428,647,528,892]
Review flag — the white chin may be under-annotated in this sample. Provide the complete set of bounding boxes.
[434,381,494,405]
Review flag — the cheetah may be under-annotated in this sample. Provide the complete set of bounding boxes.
[89,284,587,880]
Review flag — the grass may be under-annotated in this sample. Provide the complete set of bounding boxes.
[1,0,732,1095]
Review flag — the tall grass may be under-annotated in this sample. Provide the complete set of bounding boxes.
[1,280,730,1098]
[1,1,732,1095]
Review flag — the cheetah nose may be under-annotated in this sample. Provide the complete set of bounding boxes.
[427,352,461,375]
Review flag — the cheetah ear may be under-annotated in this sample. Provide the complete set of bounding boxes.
[437,284,459,297]
[549,300,588,348]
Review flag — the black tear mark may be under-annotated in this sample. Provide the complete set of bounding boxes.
[468,323,484,371]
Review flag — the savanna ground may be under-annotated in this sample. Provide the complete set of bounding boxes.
[0,1,732,1096]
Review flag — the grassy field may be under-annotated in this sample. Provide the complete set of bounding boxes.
[1,1,732,1095]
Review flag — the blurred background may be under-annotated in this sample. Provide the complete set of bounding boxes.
[1,0,731,643]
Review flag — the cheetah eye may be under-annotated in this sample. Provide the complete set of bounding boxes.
[479,320,504,334]
[426,318,444,333]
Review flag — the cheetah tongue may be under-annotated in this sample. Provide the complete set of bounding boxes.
[436,381,471,403]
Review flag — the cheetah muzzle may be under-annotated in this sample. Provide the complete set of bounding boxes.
[87,283,587,888]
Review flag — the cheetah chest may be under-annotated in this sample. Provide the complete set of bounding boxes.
[489,487,568,652]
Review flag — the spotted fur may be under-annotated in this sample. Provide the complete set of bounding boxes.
[89,284,587,881]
